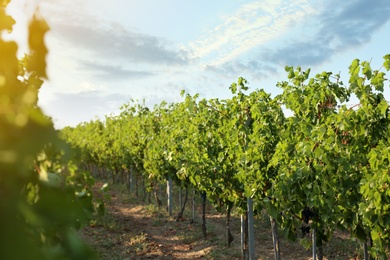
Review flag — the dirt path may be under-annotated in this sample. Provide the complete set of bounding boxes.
[82,186,220,259]
[81,183,364,259]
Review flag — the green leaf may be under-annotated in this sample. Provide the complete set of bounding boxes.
[286,66,294,79]
[371,230,383,248]
[28,15,50,79]
[371,72,385,92]
[362,61,372,79]
[383,54,390,71]
[349,59,360,75]
[303,68,311,80]
[378,100,388,118]
[374,191,382,207]
[230,82,237,94]
[314,147,324,158]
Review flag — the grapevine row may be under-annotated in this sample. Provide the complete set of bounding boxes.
[62,56,390,259]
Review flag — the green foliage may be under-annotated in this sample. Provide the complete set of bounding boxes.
[0,3,96,259]
[270,55,390,257]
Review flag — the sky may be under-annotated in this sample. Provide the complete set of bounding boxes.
[4,0,390,128]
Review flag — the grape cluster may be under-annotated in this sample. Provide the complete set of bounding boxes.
[300,207,315,238]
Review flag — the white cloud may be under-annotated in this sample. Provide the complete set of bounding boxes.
[255,0,390,67]
[188,0,316,66]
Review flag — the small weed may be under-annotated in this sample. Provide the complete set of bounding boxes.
[129,232,149,255]
[145,203,160,215]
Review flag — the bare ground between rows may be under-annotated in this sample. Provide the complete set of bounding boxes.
[81,183,365,260]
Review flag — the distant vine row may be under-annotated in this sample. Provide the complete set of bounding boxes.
[62,54,390,259]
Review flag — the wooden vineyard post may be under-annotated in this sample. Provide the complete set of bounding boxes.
[167,176,173,216]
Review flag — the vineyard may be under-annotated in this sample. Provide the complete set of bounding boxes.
[61,56,390,259]
[2,0,390,259]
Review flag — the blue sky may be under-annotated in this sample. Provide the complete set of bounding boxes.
[6,0,390,128]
